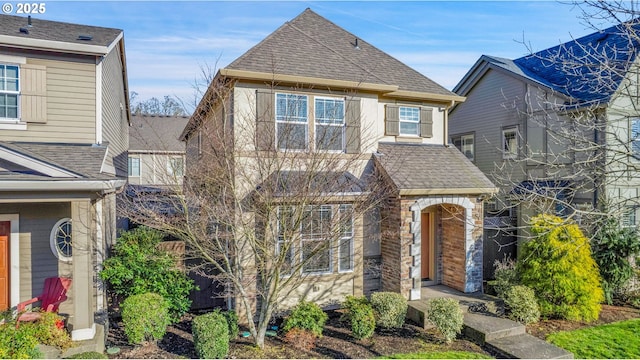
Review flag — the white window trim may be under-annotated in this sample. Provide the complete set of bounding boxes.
[502,127,519,160]
[314,96,345,153]
[275,93,309,151]
[338,204,354,273]
[622,206,637,228]
[0,63,21,123]
[630,118,640,159]
[167,156,184,177]
[301,205,333,275]
[128,157,141,177]
[399,106,420,137]
[50,217,72,263]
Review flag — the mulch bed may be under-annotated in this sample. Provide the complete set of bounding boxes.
[106,310,491,359]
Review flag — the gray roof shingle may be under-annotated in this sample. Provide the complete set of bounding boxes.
[0,14,122,48]
[130,115,189,152]
[0,142,114,180]
[226,8,454,96]
[375,142,496,193]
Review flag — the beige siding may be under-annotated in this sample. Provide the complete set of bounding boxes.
[101,45,129,177]
[0,58,96,142]
[128,152,184,186]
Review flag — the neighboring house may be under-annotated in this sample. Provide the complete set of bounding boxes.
[0,14,129,344]
[449,22,640,275]
[128,114,188,187]
[180,8,496,306]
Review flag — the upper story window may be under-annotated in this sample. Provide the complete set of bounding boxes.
[0,64,19,120]
[315,97,345,151]
[128,157,140,177]
[452,133,475,161]
[399,106,420,136]
[502,127,519,159]
[276,93,308,150]
[168,157,184,177]
[630,118,640,158]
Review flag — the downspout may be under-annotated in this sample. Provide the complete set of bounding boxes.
[444,100,455,146]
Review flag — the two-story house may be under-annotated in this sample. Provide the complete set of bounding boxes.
[179,8,495,312]
[449,22,640,275]
[0,15,129,346]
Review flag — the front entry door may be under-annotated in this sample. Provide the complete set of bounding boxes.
[0,221,9,311]
[421,211,435,285]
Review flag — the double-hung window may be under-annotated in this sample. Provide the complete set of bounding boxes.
[277,206,295,276]
[0,64,19,120]
[631,118,640,159]
[168,157,184,177]
[399,106,420,136]
[502,127,518,159]
[338,204,354,272]
[301,205,332,274]
[276,93,308,150]
[453,134,475,161]
[315,97,345,151]
[128,157,140,177]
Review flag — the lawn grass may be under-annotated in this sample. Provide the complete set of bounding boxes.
[547,319,640,358]
[381,351,493,359]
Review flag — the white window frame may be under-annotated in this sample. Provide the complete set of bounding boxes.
[622,206,637,227]
[50,218,72,263]
[275,93,309,151]
[167,156,184,177]
[128,157,141,177]
[630,118,640,159]
[399,106,420,136]
[314,96,345,152]
[0,63,20,122]
[338,204,354,273]
[502,127,519,159]
[300,205,333,275]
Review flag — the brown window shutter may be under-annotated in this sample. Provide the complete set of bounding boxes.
[385,105,399,136]
[20,64,47,124]
[255,90,275,151]
[345,98,361,154]
[420,107,433,138]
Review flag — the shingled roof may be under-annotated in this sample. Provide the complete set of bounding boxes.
[0,14,122,48]
[457,21,640,105]
[225,8,454,96]
[130,115,189,152]
[375,143,496,195]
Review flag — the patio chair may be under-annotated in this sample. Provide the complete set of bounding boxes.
[16,277,72,327]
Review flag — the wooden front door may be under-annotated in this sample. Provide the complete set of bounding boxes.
[421,212,435,281]
[0,221,9,311]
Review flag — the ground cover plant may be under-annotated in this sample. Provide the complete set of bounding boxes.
[546,319,640,358]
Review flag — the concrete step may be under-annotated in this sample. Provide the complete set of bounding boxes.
[487,333,574,359]
[462,313,525,344]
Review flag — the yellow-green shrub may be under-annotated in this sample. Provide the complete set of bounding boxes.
[519,214,604,322]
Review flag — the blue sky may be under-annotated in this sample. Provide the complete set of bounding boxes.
[17,1,615,109]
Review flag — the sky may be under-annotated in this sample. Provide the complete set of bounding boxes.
[8,1,618,111]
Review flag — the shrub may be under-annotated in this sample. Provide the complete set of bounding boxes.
[342,296,375,340]
[192,311,229,359]
[21,311,74,350]
[519,214,604,322]
[282,301,328,338]
[503,285,540,325]
[65,351,109,359]
[210,309,238,339]
[489,257,518,298]
[100,226,196,321]
[121,293,171,344]
[0,322,42,359]
[427,298,464,343]
[283,328,317,351]
[592,216,640,304]
[370,292,408,329]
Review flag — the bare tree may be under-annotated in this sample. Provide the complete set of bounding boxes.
[130,91,189,116]
[121,70,387,348]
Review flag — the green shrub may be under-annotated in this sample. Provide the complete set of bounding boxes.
[65,352,108,359]
[503,285,540,325]
[592,216,640,304]
[342,296,375,340]
[211,309,238,339]
[192,311,229,359]
[121,293,171,344]
[519,214,604,322]
[20,312,74,350]
[100,227,196,322]
[0,322,42,359]
[370,292,408,329]
[427,298,464,343]
[282,301,328,338]
[489,257,518,298]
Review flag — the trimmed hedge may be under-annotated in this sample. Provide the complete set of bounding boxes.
[193,311,229,359]
[370,292,408,329]
[282,301,328,337]
[342,296,375,340]
[121,293,171,344]
[427,298,464,343]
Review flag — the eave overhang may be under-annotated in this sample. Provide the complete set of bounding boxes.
[0,179,126,192]
[0,34,110,56]
[399,187,498,196]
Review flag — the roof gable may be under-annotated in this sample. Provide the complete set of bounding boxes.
[226,8,453,96]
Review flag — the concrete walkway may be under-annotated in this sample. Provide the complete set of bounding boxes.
[407,286,573,359]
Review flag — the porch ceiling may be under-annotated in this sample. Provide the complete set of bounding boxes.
[374,142,497,196]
